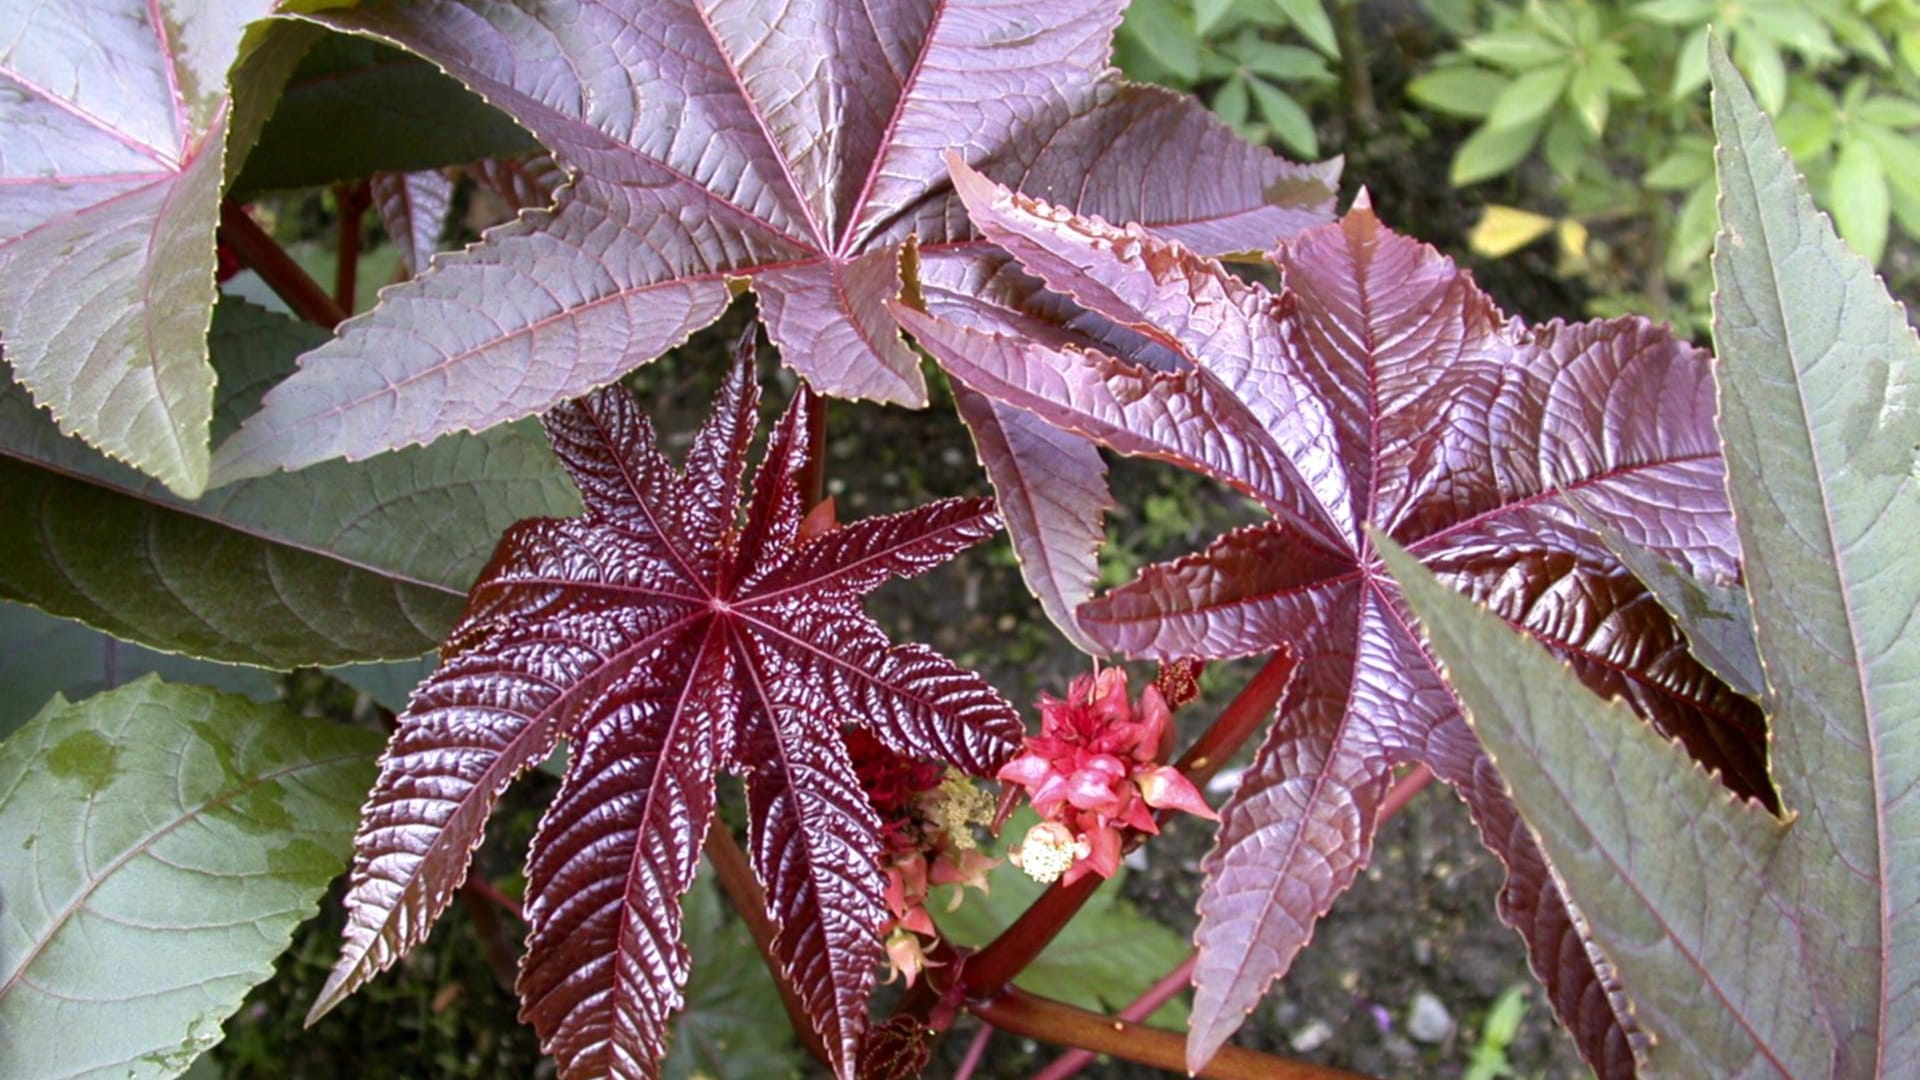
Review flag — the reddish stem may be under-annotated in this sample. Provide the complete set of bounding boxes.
[333,181,371,313]
[1028,954,1197,1080]
[969,988,1367,1080]
[1378,764,1435,823]
[461,875,525,922]
[218,200,345,331]
[953,1022,994,1080]
[701,826,833,1071]
[796,393,830,510]
[1175,646,1297,786]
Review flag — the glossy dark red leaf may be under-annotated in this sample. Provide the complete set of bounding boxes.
[899,171,1772,1077]
[312,336,1021,1079]
[210,0,1337,486]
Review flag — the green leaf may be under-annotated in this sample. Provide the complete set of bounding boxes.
[1121,0,1203,83]
[0,677,381,1079]
[1734,30,1788,114]
[934,810,1190,1025]
[1376,532,1826,1077]
[1196,0,1237,36]
[229,34,540,197]
[1450,118,1547,185]
[1212,73,1253,130]
[1564,64,1613,136]
[0,602,278,742]
[1711,39,1920,1068]
[1858,96,1920,129]
[1233,41,1332,83]
[1271,0,1340,58]
[1644,142,1714,190]
[1485,64,1571,129]
[0,299,581,668]
[1633,0,1715,25]
[1829,137,1891,263]
[1671,23,1711,99]
[662,868,801,1080]
[1463,31,1565,71]
[1407,66,1510,119]
[1248,77,1319,159]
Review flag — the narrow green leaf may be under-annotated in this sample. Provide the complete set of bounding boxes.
[0,300,581,668]
[1122,0,1203,83]
[1711,40,1920,1069]
[1829,138,1890,263]
[1464,31,1565,71]
[1485,65,1572,130]
[0,677,381,1079]
[1633,0,1715,26]
[1248,77,1320,159]
[1734,31,1787,114]
[1407,66,1510,119]
[1376,531,1824,1077]
[1451,118,1547,185]
[1271,0,1340,58]
[0,602,277,741]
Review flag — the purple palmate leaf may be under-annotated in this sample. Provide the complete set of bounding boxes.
[897,167,1774,1077]
[309,336,1021,1079]
[206,0,1335,496]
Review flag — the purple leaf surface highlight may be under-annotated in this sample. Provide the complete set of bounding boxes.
[313,337,1021,1079]
[207,0,1336,490]
[903,171,1771,1076]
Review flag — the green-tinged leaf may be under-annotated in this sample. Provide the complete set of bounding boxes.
[0,677,381,1079]
[1672,23,1711,99]
[1234,41,1331,83]
[1451,118,1546,185]
[1213,73,1253,130]
[1407,66,1510,119]
[1858,97,1920,129]
[1464,31,1564,71]
[230,34,539,197]
[662,868,802,1080]
[1565,64,1611,136]
[1633,0,1715,26]
[1248,77,1319,158]
[934,810,1190,1025]
[1122,0,1203,83]
[1271,0,1339,58]
[0,2,297,497]
[1376,533,1826,1077]
[1735,30,1787,113]
[1486,65,1571,130]
[1645,143,1714,190]
[1196,0,1236,35]
[1829,138,1891,263]
[1569,508,1765,698]
[0,299,580,668]
[1712,41,1920,1070]
[0,602,278,741]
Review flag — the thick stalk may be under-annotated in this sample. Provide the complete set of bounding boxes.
[458,885,520,993]
[701,826,833,1070]
[1028,954,1197,1080]
[1332,0,1377,137]
[796,394,830,510]
[970,988,1367,1080]
[333,181,371,314]
[219,200,345,330]
[1378,763,1434,822]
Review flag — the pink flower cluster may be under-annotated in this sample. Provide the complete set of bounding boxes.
[998,667,1217,886]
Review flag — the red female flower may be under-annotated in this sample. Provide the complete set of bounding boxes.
[999,668,1217,886]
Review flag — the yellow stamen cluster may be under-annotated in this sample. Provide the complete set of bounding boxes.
[921,769,996,850]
